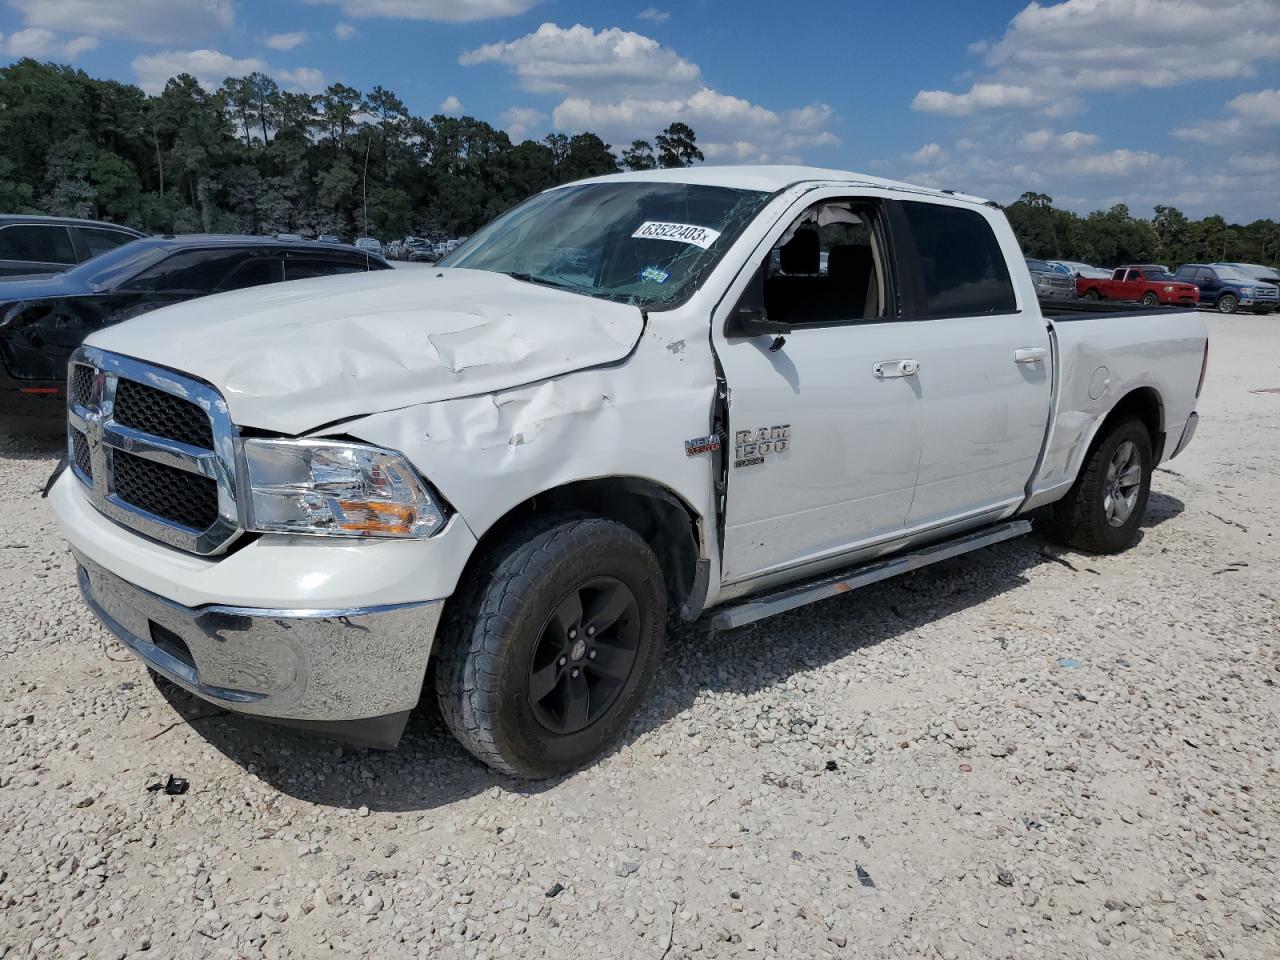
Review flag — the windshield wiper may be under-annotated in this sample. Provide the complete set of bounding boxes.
[503,271,585,292]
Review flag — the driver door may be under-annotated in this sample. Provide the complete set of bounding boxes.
[713,193,925,585]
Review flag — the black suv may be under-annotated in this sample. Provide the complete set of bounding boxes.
[0,215,146,277]
[0,235,390,424]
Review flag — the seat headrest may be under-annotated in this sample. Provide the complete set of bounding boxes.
[828,244,873,283]
[779,229,820,274]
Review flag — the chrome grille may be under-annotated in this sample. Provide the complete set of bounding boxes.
[112,451,220,530]
[114,379,214,449]
[66,348,242,555]
[71,428,92,481]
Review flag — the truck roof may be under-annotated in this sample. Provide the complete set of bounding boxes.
[574,165,992,207]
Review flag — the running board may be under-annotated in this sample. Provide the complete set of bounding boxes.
[708,519,1032,631]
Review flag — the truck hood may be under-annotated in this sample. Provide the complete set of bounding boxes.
[85,267,645,435]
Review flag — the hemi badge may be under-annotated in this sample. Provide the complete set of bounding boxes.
[684,434,721,457]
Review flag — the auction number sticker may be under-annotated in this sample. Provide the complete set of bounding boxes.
[632,221,722,250]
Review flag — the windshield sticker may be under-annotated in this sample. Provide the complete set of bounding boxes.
[640,265,670,284]
[632,221,722,250]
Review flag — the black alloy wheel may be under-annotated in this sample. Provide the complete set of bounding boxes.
[528,576,641,735]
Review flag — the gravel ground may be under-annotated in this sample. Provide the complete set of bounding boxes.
[1,314,1277,960]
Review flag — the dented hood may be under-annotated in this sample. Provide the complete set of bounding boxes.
[86,268,645,434]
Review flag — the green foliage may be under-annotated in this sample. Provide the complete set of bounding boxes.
[0,58,686,240]
[1004,193,1277,268]
[655,122,703,168]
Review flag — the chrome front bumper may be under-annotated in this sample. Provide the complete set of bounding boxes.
[1170,411,1199,460]
[75,550,441,725]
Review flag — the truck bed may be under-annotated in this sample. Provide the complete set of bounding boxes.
[1039,298,1197,321]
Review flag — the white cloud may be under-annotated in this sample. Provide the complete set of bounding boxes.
[637,8,670,23]
[907,142,945,165]
[334,22,358,40]
[1061,149,1171,177]
[915,0,1280,115]
[277,66,326,93]
[265,32,307,51]
[501,106,548,141]
[131,49,325,95]
[1174,87,1280,142]
[306,0,538,22]
[439,95,464,114]
[9,0,234,44]
[2,27,99,60]
[464,22,838,164]
[912,82,1047,115]
[462,22,701,97]
[1016,129,1099,152]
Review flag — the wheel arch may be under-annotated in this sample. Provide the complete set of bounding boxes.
[1093,385,1166,466]
[452,476,709,626]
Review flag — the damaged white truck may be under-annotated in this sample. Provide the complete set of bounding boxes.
[51,166,1209,777]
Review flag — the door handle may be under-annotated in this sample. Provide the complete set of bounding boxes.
[1013,347,1048,364]
[873,359,920,379]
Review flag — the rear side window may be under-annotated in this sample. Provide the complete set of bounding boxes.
[285,258,367,281]
[898,202,1016,316]
[218,257,284,291]
[0,224,76,264]
[127,249,256,292]
[75,226,137,259]
[1175,266,1196,278]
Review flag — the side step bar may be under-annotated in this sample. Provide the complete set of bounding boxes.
[708,519,1032,631]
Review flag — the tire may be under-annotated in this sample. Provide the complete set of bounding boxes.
[1050,417,1152,554]
[1084,288,1101,301]
[435,516,667,778]
[1141,291,1158,307]
[1216,293,1238,314]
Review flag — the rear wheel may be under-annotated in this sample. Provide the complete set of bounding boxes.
[1049,417,1152,554]
[1216,293,1238,314]
[1141,291,1159,307]
[435,516,666,778]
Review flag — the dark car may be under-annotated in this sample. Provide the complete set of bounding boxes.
[404,237,438,262]
[1173,263,1279,314]
[0,235,390,423]
[0,214,146,278]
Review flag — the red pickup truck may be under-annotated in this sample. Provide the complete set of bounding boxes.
[1078,265,1199,307]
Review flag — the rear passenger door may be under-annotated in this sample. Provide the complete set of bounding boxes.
[892,200,1052,529]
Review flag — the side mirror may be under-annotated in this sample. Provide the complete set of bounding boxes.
[727,306,792,338]
[725,267,791,339]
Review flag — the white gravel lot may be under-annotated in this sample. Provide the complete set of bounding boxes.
[1,313,1277,960]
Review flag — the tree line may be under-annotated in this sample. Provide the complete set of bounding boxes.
[0,59,704,241]
[1,59,1274,265]
[1004,192,1278,269]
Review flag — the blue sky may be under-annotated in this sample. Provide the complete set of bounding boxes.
[1,0,1277,220]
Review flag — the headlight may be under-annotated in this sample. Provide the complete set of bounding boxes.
[1164,285,1174,293]
[243,439,446,539]
[1240,287,1254,296]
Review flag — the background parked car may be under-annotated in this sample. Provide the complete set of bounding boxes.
[0,235,390,423]
[0,214,145,278]
[1078,265,1199,306]
[404,237,437,262]
[1174,263,1279,314]
[354,237,382,255]
[1025,258,1076,299]
[317,234,342,244]
[1215,261,1280,287]
[1053,259,1112,280]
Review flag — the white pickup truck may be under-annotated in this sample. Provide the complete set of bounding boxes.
[50,166,1208,777]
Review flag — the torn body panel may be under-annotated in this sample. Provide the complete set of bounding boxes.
[337,306,722,588]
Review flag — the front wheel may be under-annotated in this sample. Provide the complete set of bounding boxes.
[1049,417,1152,554]
[1084,288,1101,301]
[1217,293,1238,314]
[435,516,667,778]
[1141,291,1159,307]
